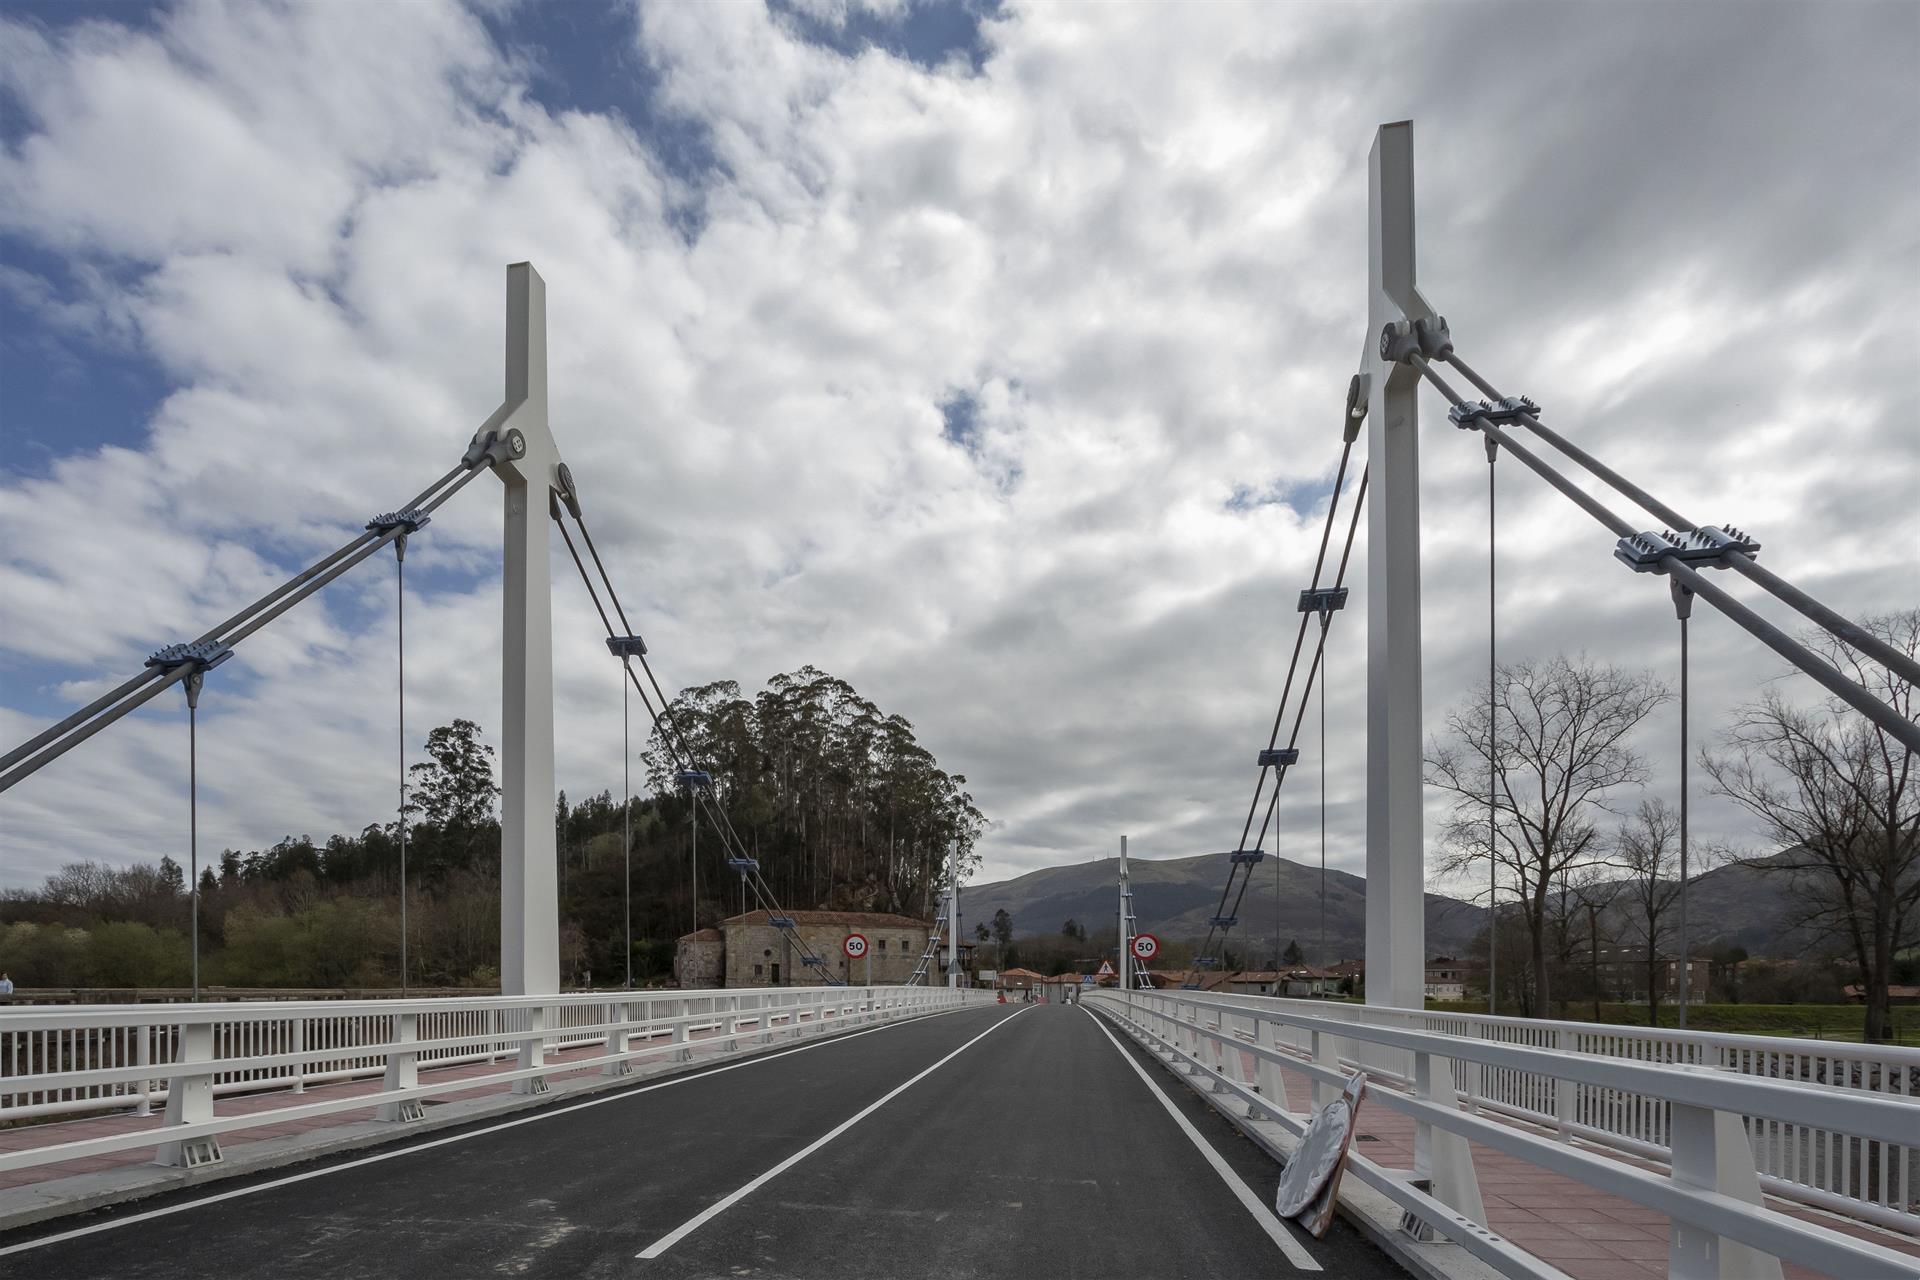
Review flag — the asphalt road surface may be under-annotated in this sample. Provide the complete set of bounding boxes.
[0,1002,1406,1279]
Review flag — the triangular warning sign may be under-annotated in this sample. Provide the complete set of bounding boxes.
[1095,961,1115,977]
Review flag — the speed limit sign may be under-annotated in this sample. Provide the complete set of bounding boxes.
[843,933,869,960]
[1130,933,1160,962]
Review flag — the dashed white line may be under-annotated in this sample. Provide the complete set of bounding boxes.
[1085,1008,1322,1271]
[636,1005,1032,1260]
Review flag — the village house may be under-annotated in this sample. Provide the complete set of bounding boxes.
[1425,956,1467,1001]
[675,910,934,988]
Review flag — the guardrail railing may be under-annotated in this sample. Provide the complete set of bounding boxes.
[1086,989,1920,1280]
[0,985,983,1171]
[1162,990,1918,1233]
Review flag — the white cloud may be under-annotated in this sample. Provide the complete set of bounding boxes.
[1,0,1915,908]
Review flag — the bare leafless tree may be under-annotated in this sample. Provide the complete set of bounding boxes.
[1705,609,1919,1044]
[1615,797,1684,1025]
[1429,654,1670,1013]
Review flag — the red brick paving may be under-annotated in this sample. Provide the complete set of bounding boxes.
[1230,1049,1920,1280]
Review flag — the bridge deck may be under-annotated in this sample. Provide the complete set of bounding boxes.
[0,1004,1398,1278]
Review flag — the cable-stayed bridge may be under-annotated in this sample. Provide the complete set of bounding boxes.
[0,123,1914,1280]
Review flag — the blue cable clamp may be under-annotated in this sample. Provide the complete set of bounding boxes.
[675,769,713,789]
[1208,916,1236,928]
[1229,849,1265,865]
[1258,748,1300,768]
[767,914,796,928]
[145,641,234,673]
[726,857,760,874]
[1297,587,1348,615]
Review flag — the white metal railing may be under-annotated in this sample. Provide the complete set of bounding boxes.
[1166,991,1918,1233]
[1088,989,1920,1280]
[0,985,984,1172]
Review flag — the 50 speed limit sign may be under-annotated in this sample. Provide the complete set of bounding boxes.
[1130,933,1160,962]
[843,933,869,960]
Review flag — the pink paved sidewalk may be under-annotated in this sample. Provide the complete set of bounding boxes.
[1236,1048,1920,1280]
[0,1015,818,1194]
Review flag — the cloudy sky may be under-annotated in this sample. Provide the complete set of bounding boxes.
[1,0,1914,899]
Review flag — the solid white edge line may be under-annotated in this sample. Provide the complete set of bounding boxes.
[1084,1007,1322,1272]
[636,1005,1031,1260]
[0,1004,981,1260]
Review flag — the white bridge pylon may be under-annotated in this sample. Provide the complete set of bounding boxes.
[468,263,564,998]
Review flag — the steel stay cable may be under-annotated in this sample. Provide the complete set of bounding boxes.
[1412,357,1920,754]
[1201,466,1370,969]
[1235,441,1354,853]
[0,461,471,777]
[1197,445,1358,970]
[551,508,843,982]
[563,519,784,922]
[1445,353,1920,690]
[0,463,485,794]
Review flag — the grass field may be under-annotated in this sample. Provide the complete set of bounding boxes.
[1423,1000,1920,1047]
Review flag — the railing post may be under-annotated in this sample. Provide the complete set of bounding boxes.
[289,1016,305,1095]
[378,1012,425,1122]
[1313,1028,1340,1110]
[1554,1026,1575,1141]
[1254,1017,1291,1118]
[513,1004,550,1094]
[1668,1102,1784,1280]
[154,1020,221,1168]
[603,999,632,1077]
[674,1000,694,1061]
[1413,1049,1486,1229]
[134,1022,153,1116]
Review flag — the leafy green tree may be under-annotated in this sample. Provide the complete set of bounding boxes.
[1282,939,1304,966]
[408,719,501,867]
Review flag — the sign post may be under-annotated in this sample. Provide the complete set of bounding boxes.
[843,932,869,987]
[840,932,871,990]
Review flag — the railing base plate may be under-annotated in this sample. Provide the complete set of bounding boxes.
[154,1137,222,1169]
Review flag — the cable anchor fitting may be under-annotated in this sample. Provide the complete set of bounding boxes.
[1380,315,1453,365]
[1257,748,1300,768]
[461,427,527,471]
[1413,316,1453,360]
[1343,373,1370,443]
[555,462,582,521]
[605,636,649,659]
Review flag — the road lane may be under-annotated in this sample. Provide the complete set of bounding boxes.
[653,1002,1405,1280]
[0,1004,1015,1280]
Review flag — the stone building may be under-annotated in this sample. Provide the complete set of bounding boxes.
[674,910,934,988]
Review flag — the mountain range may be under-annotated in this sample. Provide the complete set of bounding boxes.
[963,849,1822,962]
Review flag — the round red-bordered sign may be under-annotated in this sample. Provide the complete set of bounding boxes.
[1130,933,1160,962]
[843,933,869,960]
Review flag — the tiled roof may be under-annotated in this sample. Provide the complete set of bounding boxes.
[721,909,932,930]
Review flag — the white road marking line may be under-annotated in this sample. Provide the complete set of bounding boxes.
[1085,1008,1322,1272]
[636,1005,1032,1260]
[0,1005,983,1259]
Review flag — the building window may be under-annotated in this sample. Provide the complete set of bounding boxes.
[878,939,887,951]
[753,963,763,977]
